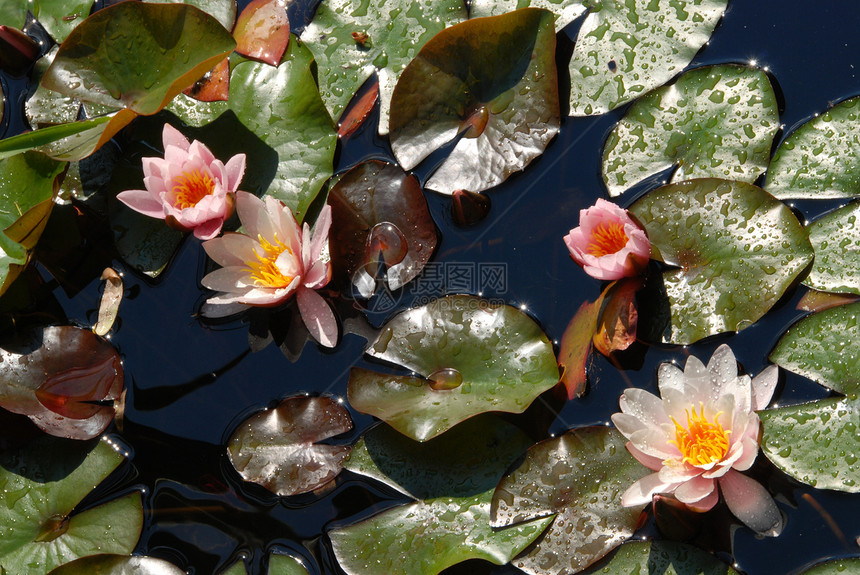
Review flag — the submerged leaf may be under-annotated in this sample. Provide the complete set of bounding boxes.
[227,396,353,496]
[767,96,860,199]
[569,0,727,116]
[629,179,813,345]
[47,554,185,575]
[558,298,603,400]
[603,65,778,197]
[389,8,560,194]
[491,427,650,574]
[93,268,122,337]
[301,0,466,135]
[579,540,740,574]
[234,0,290,66]
[803,202,860,295]
[349,295,559,441]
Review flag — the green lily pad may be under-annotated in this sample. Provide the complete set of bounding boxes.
[569,0,726,117]
[603,65,778,197]
[229,37,337,220]
[629,179,813,345]
[761,396,860,493]
[470,0,586,30]
[145,0,237,31]
[769,302,860,396]
[0,116,121,163]
[268,554,309,575]
[580,540,740,575]
[803,202,860,295]
[348,295,559,441]
[0,437,143,574]
[300,0,466,135]
[389,8,560,194]
[42,2,235,116]
[491,427,650,575]
[766,96,860,200]
[47,555,185,575]
[226,395,353,497]
[31,0,95,43]
[330,417,550,575]
[165,93,229,128]
[0,2,28,29]
[798,559,860,575]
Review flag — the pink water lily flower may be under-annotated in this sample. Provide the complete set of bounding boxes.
[611,344,783,536]
[201,191,337,347]
[563,198,650,281]
[117,124,245,241]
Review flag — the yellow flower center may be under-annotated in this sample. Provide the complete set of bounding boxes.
[670,404,730,466]
[171,169,216,209]
[586,222,628,257]
[244,234,294,288]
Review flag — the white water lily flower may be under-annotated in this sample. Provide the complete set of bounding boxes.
[611,344,783,536]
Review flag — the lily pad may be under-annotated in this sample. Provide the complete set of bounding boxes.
[470,0,587,31]
[348,295,559,441]
[229,37,337,220]
[268,554,309,575]
[226,395,354,497]
[47,555,185,575]
[569,0,727,117]
[579,540,740,575]
[389,8,560,195]
[603,65,778,197]
[165,93,229,128]
[0,116,122,163]
[234,0,289,66]
[803,202,860,295]
[300,0,466,135]
[328,160,437,295]
[30,0,95,43]
[769,301,860,396]
[629,179,813,345]
[145,0,237,31]
[330,417,550,575]
[491,427,650,575]
[0,436,143,574]
[760,396,860,493]
[766,96,860,199]
[798,559,860,575]
[557,295,605,400]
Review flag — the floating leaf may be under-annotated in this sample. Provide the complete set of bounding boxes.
[770,302,860,396]
[491,427,650,574]
[227,395,353,496]
[337,79,379,139]
[803,202,860,294]
[629,179,813,345]
[328,160,437,296]
[349,295,559,441]
[389,8,560,194]
[48,555,185,575]
[0,325,124,440]
[470,0,586,31]
[234,0,290,66]
[0,437,143,574]
[603,65,778,197]
[579,540,740,575]
[93,268,122,336]
[761,396,860,493]
[569,0,727,116]
[797,559,860,575]
[558,297,604,400]
[30,0,95,43]
[183,57,230,103]
[0,116,124,163]
[0,4,28,31]
[268,554,309,575]
[145,0,237,31]
[165,93,229,128]
[796,289,859,313]
[229,36,337,220]
[767,96,860,200]
[300,0,466,134]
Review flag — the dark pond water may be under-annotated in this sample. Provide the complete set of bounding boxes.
[2,1,860,574]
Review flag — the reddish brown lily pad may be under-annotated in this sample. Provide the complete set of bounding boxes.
[234,0,290,66]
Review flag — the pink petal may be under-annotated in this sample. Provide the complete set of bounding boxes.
[625,441,664,471]
[223,154,247,191]
[730,435,761,472]
[296,286,338,348]
[719,469,783,536]
[752,365,779,411]
[628,427,678,460]
[236,191,271,239]
[162,124,190,151]
[621,472,678,507]
[203,233,259,268]
[302,259,331,290]
[192,217,226,241]
[619,387,671,427]
[674,474,716,504]
[658,459,702,483]
[686,486,719,512]
[188,139,217,166]
[201,267,253,292]
[117,189,167,219]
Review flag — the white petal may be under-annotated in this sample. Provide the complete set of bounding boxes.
[752,365,779,411]
[675,475,716,504]
[619,388,671,427]
[658,362,686,395]
[707,344,739,389]
[719,469,783,536]
[621,473,678,507]
[203,233,259,268]
[625,442,665,471]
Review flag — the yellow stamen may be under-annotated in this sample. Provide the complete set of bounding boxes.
[586,222,629,257]
[171,169,216,209]
[669,404,730,466]
[244,234,294,288]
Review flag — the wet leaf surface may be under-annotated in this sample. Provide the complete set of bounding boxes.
[803,202,860,295]
[761,396,860,493]
[389,8,560,194]
[227,396,354,496]
[603,65,778,197]
[165,93,229,128]
[491,427,650,575]
[29,0,95,43]
[300,0,466,134]
[337,79,379,139]
[557,296,604,400]
[328,160,436,295]
[0,437,142,574]
[767,96,860,199]
[797,559,860,575]
[629,179,813,345]
[267,554,309,575]
[349,295,559,441]
[183,57,230,103]
[229,36,337,220]
[579,540,739,574]
[796,289,859,313]
[568,0,726,116]
[769,302,860,396]
[234,0,290,66]
[47,554,185,575]
[470,0,587,31]
[0,325,124,439]
[146,0,237,31]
